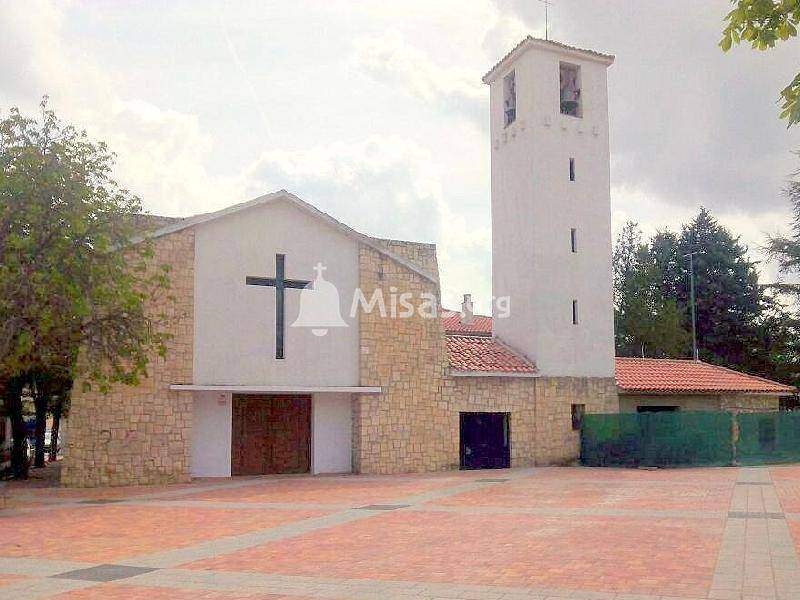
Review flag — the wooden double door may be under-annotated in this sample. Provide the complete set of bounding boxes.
[231,394,311,475]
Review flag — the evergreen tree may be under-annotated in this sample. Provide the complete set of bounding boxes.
[675,208,764,369]
[614,222,691,358]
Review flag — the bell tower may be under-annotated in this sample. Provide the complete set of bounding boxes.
[483,38,615,377]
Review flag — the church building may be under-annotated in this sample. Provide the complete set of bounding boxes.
[62,37,621,487]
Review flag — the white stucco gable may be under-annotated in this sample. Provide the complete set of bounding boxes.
[143,190,438,284]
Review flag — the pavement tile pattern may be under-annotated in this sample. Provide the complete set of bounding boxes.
[2,465,800,599]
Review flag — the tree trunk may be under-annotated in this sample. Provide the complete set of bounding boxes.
[4,376,28,479]
[33,386,48,468]
[49,400,62,462]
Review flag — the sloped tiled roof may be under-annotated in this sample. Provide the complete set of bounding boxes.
[440,309,794,390]
[446,335,537,375]
[615,358,795,394]
[441,309,492,336]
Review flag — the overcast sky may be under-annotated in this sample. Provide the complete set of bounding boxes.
[2,0,799,312]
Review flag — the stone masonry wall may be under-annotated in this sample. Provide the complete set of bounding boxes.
[354,244,450,473]
[621,393,781,413]
[531,376,618,465]
[369,238,438,276]
[720,394,780,413]
[61,228,195,487]
[354,242,620,473]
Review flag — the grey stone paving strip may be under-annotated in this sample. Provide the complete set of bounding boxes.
[0,557,96,577]
[123,566,689,600]
[0,577,96,600]
[0,475,291,516]
[708,467,800,599]
[120,508,381,568]
[121,498,355,511]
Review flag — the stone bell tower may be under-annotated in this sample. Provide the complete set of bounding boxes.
[483,37,615,378]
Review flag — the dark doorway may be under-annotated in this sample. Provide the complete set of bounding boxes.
[460,412,510,469]
[231,394,311,475]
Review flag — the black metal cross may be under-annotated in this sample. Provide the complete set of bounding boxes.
[246,254,310,359]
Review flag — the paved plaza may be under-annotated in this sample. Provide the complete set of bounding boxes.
[3,465,800,599]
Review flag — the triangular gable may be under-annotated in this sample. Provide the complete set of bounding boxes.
[138,189,439,284]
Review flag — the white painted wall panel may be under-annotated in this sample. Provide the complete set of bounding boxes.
[311,393,352,474]
[191,391,232,477]
[193,199,360,386]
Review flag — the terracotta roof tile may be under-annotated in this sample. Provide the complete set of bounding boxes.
[441,309,492,336]
[615,357,795,394]
[440,310,792,391]
[446,335,536,374]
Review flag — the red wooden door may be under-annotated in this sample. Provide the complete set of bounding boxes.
[231,395,311,475]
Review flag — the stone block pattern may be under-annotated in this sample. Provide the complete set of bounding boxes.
[369,238,438,276]
[720,394,780,412]
[354,242,620,474]
[622,393,780,413]
[531,376,618,465]
[354,244,450,473]
[61,228,195,487]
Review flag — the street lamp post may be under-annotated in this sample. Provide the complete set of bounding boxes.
[684,251,700,361]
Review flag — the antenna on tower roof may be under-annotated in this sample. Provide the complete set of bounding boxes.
[538,0,553,41]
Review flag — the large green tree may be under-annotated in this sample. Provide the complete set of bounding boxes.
[720,0,800,126]
[763,156,800,384]
[614,222,691,358]
[766,154,800,296]
[0,99,170,478]
[674,208,765,369]
[613,210,794,383]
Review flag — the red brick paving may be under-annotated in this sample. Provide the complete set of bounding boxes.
[186,510,724,597]
[0,504,328,562]
[181,474,467,505]
[3,466,797,598]
[435,478,734,511]
[51,584,312,599]
[770,465,800,513]
[530,465,739,483]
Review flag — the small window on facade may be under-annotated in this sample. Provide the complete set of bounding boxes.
[503,70,516,127]
[571,404,585,430]
[559,62,582,117]
[570,228,578,253]
[569,157,576,181]
[572,299,578,325]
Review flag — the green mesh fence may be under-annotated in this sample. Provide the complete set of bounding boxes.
[580,412,734,467]
[736,412,800,465]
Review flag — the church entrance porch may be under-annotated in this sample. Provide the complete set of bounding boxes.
[459,412,510,469]
[231,394,311,475]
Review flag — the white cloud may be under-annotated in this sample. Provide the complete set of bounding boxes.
[243,135,445,241]
[241,135,493,312]
[0,0,233,218]
[351,31,485,122]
